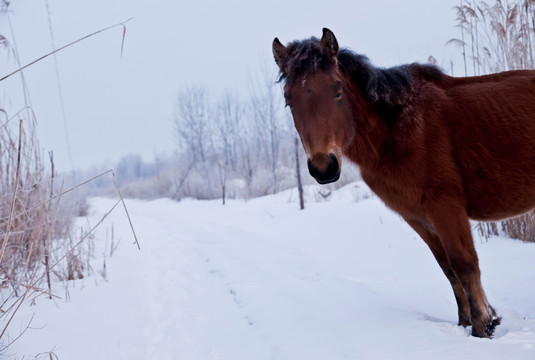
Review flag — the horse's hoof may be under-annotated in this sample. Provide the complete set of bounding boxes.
[486,316,502,337]
[471,316,501,338]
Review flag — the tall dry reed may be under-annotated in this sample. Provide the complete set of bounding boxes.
[0,5,137,353]
[450,0,535,74]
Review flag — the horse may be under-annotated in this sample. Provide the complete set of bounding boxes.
[272,28,535,338]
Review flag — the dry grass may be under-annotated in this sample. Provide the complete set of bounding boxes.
[0,115,139,352]
[0,115,88,346]
[450,0,535,74]
[0,7,138,354]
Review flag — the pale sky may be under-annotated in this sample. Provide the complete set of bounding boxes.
[0,1,460,172]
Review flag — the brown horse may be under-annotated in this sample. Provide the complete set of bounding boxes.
[272,28,535,338]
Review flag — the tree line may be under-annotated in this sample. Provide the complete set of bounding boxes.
[107,64,359,203]
[107,65,312,202]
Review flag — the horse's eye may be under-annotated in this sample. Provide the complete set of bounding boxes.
[335,92,342,100]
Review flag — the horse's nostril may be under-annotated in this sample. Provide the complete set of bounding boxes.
[328,153,339,175]
[307,158,314,175]
[308,153,341,184]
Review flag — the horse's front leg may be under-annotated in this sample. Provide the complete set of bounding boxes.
[427,203,501,338]
[405,218,471,328]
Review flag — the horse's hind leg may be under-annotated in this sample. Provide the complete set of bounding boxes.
[405,218,471,327]
[426,204,501,338]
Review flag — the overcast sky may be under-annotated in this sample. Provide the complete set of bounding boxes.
[0,1,460,172]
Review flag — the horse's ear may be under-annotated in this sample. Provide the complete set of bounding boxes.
[272,37,287,69]
[320,28,339,58]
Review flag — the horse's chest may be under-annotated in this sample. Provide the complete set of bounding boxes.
[362,170,425,217]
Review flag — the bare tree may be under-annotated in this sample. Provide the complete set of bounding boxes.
[295,135,305,210]
[216,91,243,171]
[212,91,245,204]
[249,62,286,193]
[239,117,255,191]
[173,86,210,162]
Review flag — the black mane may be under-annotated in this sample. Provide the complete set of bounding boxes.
[337,49,445,107]
[277,37,445,121]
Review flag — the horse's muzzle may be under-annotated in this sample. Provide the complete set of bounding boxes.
[307,153,341,184]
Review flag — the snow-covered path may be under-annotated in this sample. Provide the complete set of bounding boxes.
[10,183,535,359]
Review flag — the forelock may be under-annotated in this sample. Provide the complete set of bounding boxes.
[276,37,335,86]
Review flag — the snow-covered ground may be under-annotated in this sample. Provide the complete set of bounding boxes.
[8,182,535,359]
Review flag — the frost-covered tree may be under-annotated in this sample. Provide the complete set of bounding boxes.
[249,61,287,192]
[173,86,211,162]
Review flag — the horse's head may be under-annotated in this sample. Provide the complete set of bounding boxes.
[273,28,355,185]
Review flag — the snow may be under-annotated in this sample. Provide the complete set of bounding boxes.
[7,182,535,359]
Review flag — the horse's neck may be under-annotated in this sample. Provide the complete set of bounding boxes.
[345,100,391,171]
